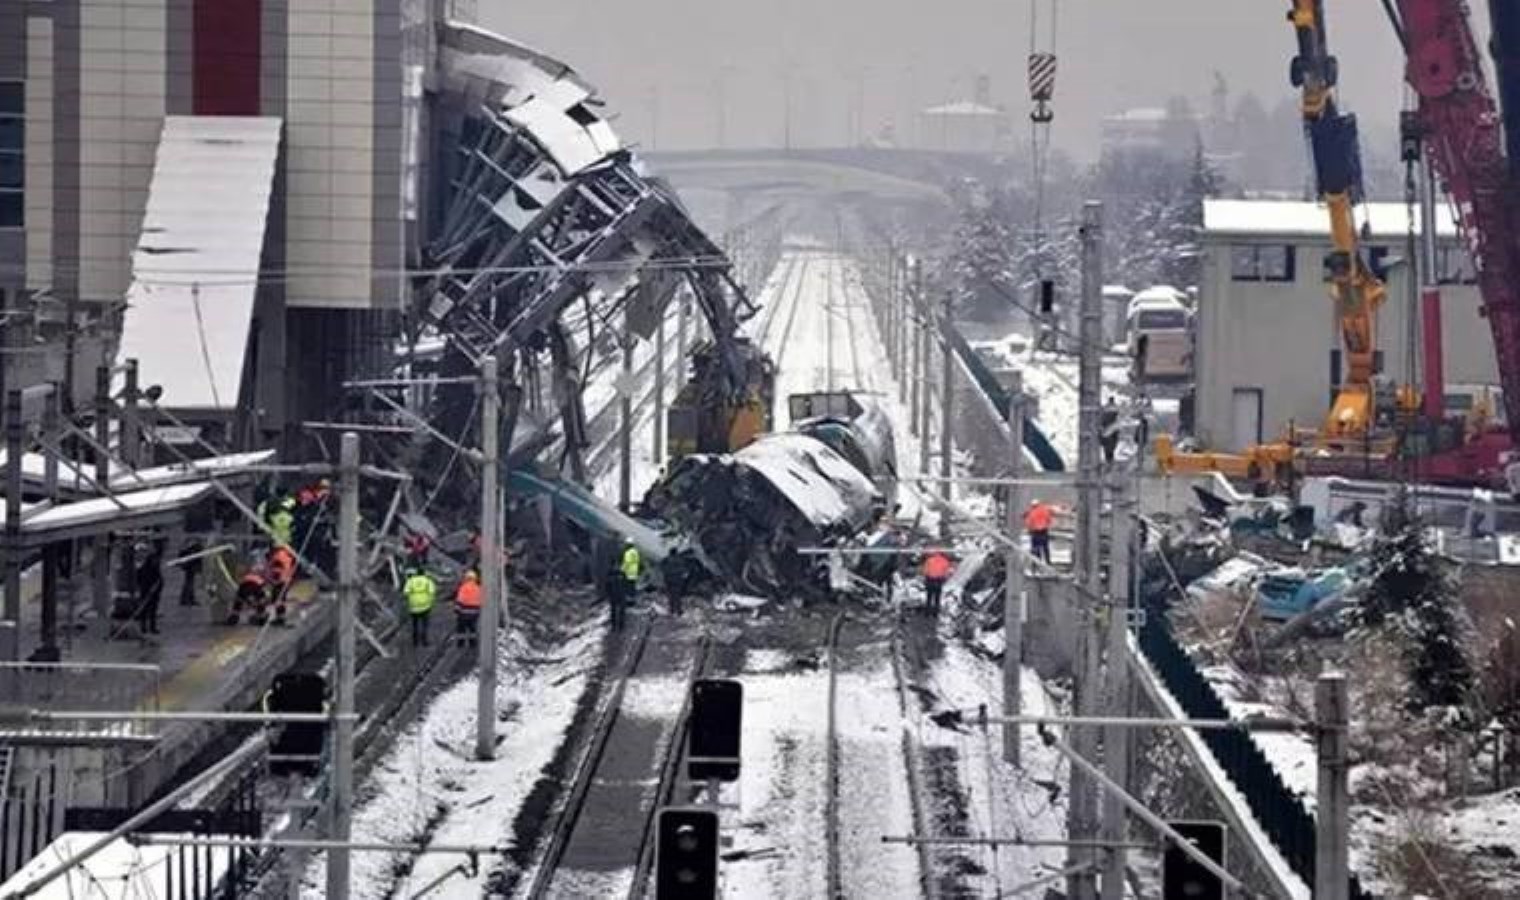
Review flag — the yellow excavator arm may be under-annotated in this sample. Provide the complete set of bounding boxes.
[1288,0,1389,442]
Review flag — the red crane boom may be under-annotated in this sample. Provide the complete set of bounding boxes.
[1398,0,1520,455]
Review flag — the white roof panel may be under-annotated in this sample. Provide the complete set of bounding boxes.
[1203,198,1461,240]
[119,116,282,411]
[504,96,605,175]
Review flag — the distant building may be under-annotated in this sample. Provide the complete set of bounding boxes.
[916,75,1011,154]
[1194,198,1498,451]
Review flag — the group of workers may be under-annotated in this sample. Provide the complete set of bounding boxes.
[223,480,334,628]
[910,498,1059,617]
[397,529,492,648]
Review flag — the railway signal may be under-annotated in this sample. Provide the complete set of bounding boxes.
[1162,820,1226,900]
[687,678,743,782]
[265,672,327,778]
[654,807,719,900]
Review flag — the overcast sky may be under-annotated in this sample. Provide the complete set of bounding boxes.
[484,1,1416,160]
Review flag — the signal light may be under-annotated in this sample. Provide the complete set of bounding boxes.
[655,807,719,900]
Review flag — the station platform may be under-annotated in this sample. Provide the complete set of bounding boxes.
[3,548,338,805]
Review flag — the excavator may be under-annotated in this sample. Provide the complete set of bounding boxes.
[1159,0,1520,491]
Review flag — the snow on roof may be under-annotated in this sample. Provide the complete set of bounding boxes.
[921,100,1003,117]
[1203,198,1461,240]
[0,832,231,898]
[119,116,282,411]
[736,433,879,527]
[0,449,272,494]
[0,482,213,539]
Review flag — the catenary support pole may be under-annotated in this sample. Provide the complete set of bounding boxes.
[1004,372,1026,765]
[918,281,931,479]
[122,358,140,468]
[477,355,501,761]
[1316,672,1350,900]
[1100,471,1134,900]
[619,312,633,511]
[93,367,112,620]
[1068,199,1105,900]
[4,389,22,660]
[327,432,361,900]
[939,290,954,511]
[908,260,921,430]
[653,312,665,465]
[677,295,690,392]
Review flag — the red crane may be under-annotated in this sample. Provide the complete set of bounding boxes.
[1396,0,1520,486]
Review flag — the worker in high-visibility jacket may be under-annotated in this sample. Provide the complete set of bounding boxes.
[454,570,482,646]
[608,539,640,632]
[921,550,952,618]
[267,501,295,549]
[403,569,437,647]
[1024,499,1057,564]
[266,545,296,627]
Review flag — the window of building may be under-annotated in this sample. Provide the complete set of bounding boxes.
[1436,244,1478,285]
[1230,244,1295,282]
[0,81,21,229]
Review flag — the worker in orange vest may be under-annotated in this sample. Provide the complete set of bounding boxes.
[1024,499,1056,564]
[228,567,267,627]
[266,546,296,627]
[454,570,482,646]
[921,550,952,618]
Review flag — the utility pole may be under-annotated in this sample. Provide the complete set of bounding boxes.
[1068,200,1105,900]
[327,432,361,900]
[477,355,501,761]
[1099,468,1134,900]
[939,290,954,510]
[618,313,633,511]
[826,264,835,392]
[1316,672,1350,900]
[917,279,931,478]
[1003,372,1026,766]
[677,295,690,392]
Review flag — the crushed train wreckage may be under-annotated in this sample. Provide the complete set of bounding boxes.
[643,392,899,597]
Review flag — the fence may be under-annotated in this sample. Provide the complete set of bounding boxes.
[1137,591,1375,899]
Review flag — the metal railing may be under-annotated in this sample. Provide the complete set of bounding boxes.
[0,661,161,740]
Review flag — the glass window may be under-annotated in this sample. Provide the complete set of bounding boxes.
[1230,245,1260,280]
[0,117,20,152]
[1230,245,1296,282]
[1137,309,1187,330]
[0,83,20,113]
[0,152,20,189]
[0,192,21,228]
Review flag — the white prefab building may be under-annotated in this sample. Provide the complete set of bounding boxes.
[1194,198,1500,451]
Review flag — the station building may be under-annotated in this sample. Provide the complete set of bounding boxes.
[1194,198,1500,451]
[0,0,438,449]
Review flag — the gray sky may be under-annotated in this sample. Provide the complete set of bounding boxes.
[484,1,1411,160]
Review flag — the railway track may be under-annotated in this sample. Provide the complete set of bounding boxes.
[823,613,846,899]
[521,621,713,900]
[890,621,942,900]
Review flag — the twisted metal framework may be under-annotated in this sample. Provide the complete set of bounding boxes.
[413,101,759,484]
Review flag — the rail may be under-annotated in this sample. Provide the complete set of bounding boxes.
[889,623,938,899]
[523,620,655,899]
[823,613,845,899]
[626,633,714,899]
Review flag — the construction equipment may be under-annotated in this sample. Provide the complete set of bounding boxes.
[665,337,774,459]
[1287,0,1406,444]
[1394,0,1520,489]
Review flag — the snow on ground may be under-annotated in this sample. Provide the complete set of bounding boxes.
[917,635,1071,889]
[833,658,925,895]
[722,656,833,899]
[301,626,605,899]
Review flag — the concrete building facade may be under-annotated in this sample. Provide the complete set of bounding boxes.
[1195,198,1499,451]
[0,0,413,445]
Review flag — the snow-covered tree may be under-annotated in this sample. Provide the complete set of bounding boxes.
[1351,493,1476,715]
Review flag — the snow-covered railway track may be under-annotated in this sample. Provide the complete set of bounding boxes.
[823,613,846,899]
[889,623,942,900]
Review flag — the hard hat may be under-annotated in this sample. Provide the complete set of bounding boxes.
[464,570,479,581]
[1028,498,1041,507]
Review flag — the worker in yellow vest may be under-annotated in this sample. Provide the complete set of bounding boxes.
[403,568,437,647]
[608,539,640,632]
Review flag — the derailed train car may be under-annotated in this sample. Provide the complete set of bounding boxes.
[643,391,897,597]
